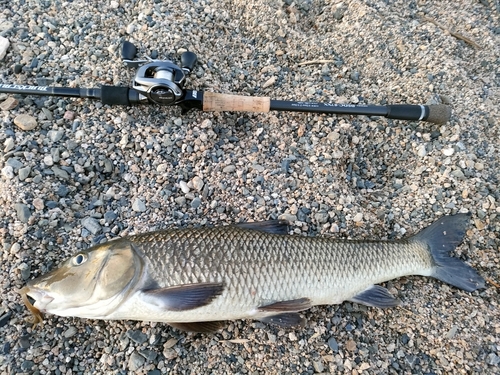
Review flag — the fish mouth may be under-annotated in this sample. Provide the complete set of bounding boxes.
[18,286,54,326]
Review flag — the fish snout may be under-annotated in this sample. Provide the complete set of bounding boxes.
[25,287,54,312]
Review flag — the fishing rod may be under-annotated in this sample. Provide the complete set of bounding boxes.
[0,41,451,124]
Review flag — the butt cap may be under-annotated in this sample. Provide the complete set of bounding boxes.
[426,105,452,124]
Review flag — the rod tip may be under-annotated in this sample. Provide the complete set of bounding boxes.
[426,105,452,124]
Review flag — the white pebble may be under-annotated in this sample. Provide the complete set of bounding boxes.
[4,138,14,153]
[1,166,14,179]
[156,163,169,173]
[43,155,54,166]
[191,176,204,191]
[442,147,454,156]
[33,198,44,210]
[179,181,190,193]
[126,24,135,34]
[0,35,9,60]
[201,119,212,128]
[262,76,276,88]
[417,144,427,157]
[353,213,363,222]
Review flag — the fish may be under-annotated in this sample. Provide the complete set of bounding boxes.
[20,213,485,333]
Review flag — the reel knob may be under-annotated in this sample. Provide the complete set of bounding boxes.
[181,51,197,73]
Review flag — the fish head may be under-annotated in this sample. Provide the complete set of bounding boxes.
[20,239,144,322]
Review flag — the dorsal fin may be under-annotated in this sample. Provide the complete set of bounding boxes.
[235,220,289,235]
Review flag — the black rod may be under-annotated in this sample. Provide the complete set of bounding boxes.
[269,99,450,123]
[0,83,102,100]
[270,100,388,116]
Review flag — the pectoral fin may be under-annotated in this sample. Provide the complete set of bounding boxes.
[349,285,400,308]
[141,283,224,311]
[259,313,305,327]
[168,321,227,333]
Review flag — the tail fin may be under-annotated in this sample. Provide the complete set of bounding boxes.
[412,213,485,292]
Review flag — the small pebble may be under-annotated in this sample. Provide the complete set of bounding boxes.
[132,198,147,212]
[18,166,31,181]
[346,339,357,352]
[179,181,190,193]
[43,155,54,166]
[14,203,31,223]
[3,138,14,153]
[51,166,70,180]
[0,35,9,60]
[191,197,202,208]
[63,326,78,338]
[446,325,458,339]
[191,176,204,191]
[442,147,454,156]
[48,129,64,142]
[353,213,363,222]
[81,217,101,235]
[223,165,236,173]
[64,111,76,120]
[312,360,324,373]
[0,97,18,110]
[126,330,148,344]
[128,351,145,371]
[262,76,276,88]
[328,336,339,352]
[1,166,14,179]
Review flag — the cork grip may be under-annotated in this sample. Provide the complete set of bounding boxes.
[203,92,271,112]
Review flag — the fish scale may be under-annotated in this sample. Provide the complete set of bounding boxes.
[129,227,431,314]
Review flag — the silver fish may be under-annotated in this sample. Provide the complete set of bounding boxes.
[20,213,484,332]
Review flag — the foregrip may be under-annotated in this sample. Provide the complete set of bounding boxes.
[100,86,132,106]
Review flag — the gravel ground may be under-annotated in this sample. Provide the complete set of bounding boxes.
[1,0,499,374]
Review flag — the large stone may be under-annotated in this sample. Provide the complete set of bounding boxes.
[14,114,37,131]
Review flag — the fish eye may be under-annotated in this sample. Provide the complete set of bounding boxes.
[72,253,87,266]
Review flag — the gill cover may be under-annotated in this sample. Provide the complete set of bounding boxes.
[25,238,143,316]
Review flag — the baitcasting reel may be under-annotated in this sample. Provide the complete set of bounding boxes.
[121,41,197,106]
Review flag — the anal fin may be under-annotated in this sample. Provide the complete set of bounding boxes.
[259,313,305,328]
[168,321,227,333]
[258,298,312,312]
[349,285,400,308]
